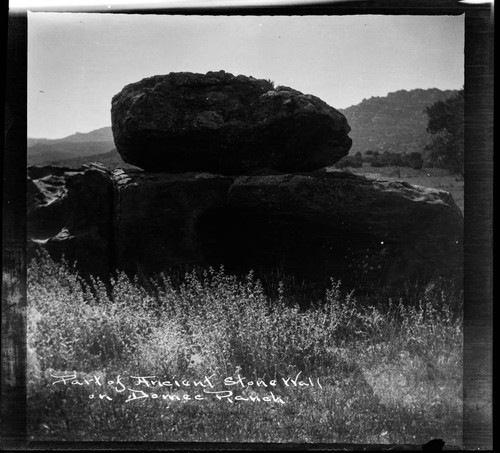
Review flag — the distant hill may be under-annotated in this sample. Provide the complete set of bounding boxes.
[339,88,458,155]
[28,141,117,166]
[29,126,113,146]
[51,148,139,170]
[28,127,115,166]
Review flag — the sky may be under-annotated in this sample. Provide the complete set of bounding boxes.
[28,13,464,139]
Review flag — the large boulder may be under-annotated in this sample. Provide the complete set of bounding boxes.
[211,171,463,287]
[27,166,463,290]
[111,71,351,174]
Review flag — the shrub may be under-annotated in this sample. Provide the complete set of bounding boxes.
[335,152,363,168]
[370,151,423,170]
[408,152,424,170]
[27,251,157,371]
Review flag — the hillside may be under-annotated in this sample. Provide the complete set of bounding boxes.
[28,127,114,165]
[339,88,458,155]
[28,141,116,166]
[50,148,139,170]
[28,126,113,146]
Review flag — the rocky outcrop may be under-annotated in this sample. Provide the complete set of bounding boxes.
[111,71,351,174]
[112,169,232,275]
[27,164,113,277]
[27,166,463,289]
[219,172,463,287]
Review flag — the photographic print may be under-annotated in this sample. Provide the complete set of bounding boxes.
[2,4,492,449]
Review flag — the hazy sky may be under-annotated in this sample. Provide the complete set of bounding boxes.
[28,13,464,139]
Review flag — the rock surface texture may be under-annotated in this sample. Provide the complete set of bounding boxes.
[111,71,352,174]
[27,164,113,277]
[27,166,463,289]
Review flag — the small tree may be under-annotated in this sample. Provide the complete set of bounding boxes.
[364,150,379,164]
[335,152,363,169]
[408,152,423,170]
[425,90,464,176]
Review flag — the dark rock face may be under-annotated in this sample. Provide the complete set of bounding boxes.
[27,166,463,290]
[111,71,351,174]
[27,164,113,277]
[215,172,463,287]
[112,169,232,276]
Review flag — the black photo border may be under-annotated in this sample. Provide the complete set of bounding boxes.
[2,1,493,450]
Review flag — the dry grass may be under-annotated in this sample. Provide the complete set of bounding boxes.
[27,253,463,445]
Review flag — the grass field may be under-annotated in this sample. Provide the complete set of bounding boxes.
[329,164,464,215]
[27,252,463,445]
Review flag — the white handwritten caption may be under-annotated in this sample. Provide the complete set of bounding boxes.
[50,372,323,404]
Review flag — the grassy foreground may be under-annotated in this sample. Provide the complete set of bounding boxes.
[27,253,463,445]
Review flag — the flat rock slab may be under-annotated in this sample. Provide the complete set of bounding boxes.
[222,172,463,286]
[111,71,352,174]
[27,166,463,290]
